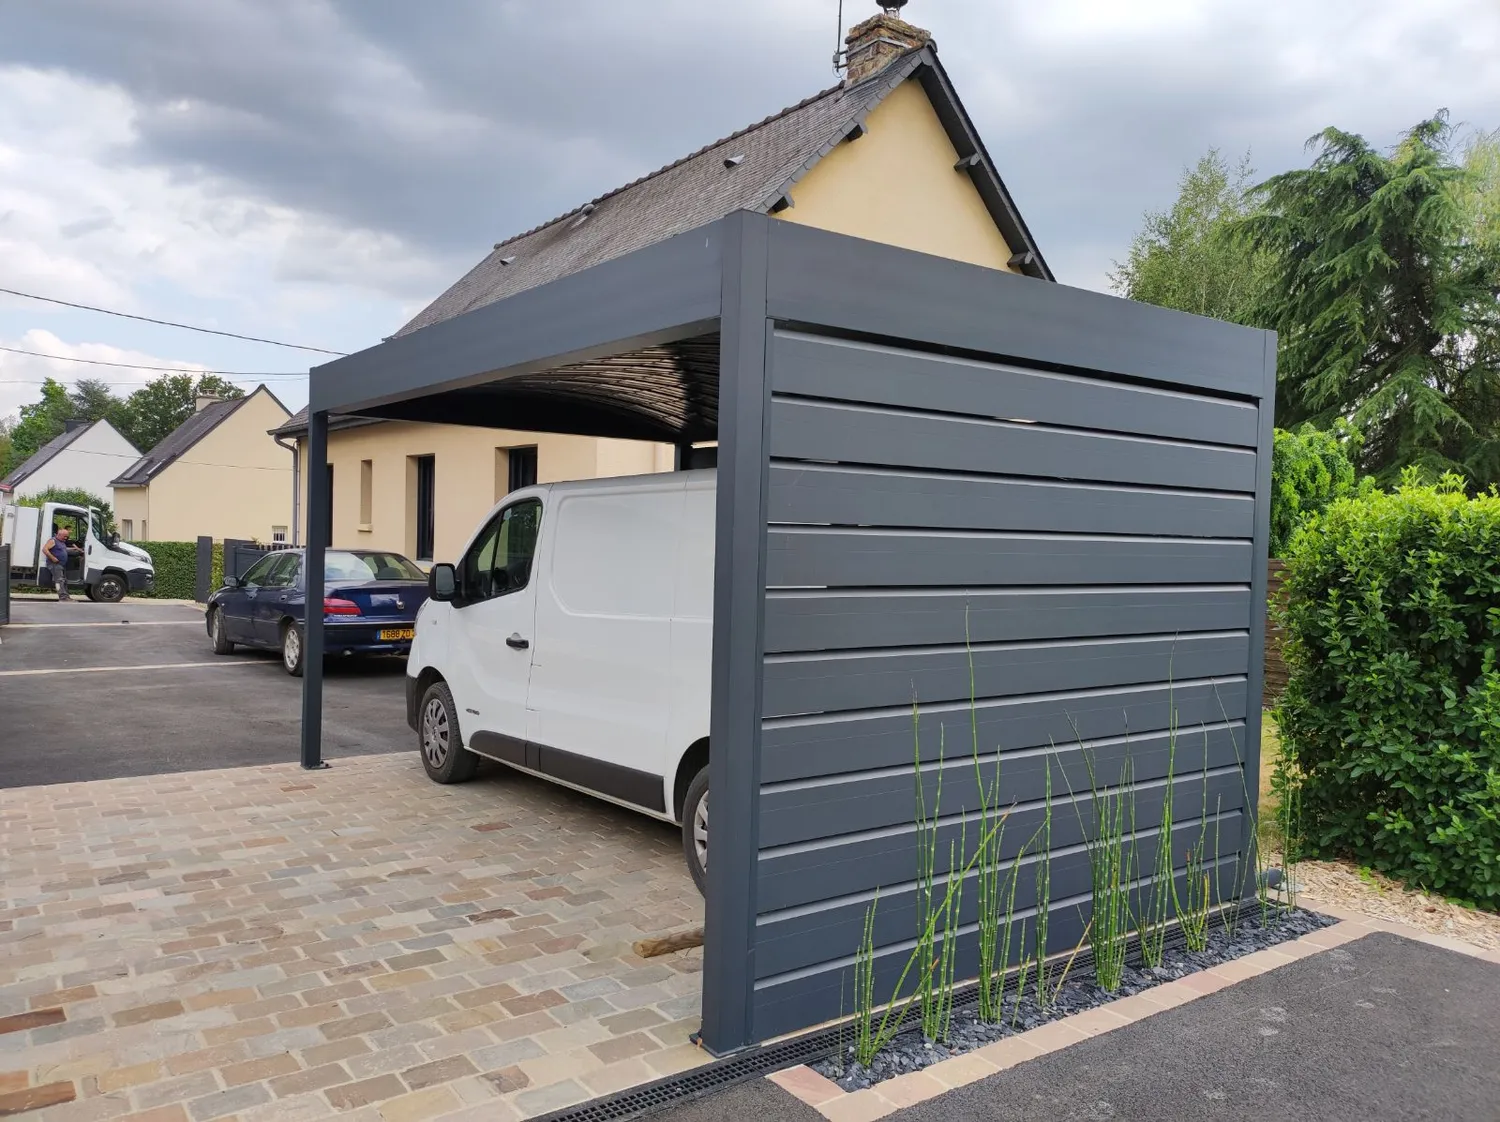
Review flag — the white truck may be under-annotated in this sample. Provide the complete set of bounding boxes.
[406,470,714,891]
[2,499,155,602]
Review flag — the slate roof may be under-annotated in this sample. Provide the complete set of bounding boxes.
[111,389,280,487]
[1,422,94,490]
[395,46,1049,340]
[271,407,382,440]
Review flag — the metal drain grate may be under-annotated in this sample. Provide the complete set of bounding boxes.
[535,899,1297,1122]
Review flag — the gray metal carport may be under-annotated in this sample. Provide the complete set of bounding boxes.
[300,210,1275,1056]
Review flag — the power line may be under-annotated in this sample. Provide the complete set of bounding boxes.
[0,346,308,377]
[0,287,348,356]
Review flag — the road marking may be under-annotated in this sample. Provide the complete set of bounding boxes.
[4,621,202,629]
[0,661,263,678]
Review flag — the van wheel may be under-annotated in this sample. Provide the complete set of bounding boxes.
[682,767,709,895]
[93,574,126,603]
[210,608,234,654]
[281,621,304,677]
[419,681,478,784]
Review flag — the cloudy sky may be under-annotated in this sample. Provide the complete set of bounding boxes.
[2,0,1497,424]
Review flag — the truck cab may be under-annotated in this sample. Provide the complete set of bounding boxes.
[3,500,155,602]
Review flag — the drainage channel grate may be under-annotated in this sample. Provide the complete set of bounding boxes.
[535,899,1275,1122]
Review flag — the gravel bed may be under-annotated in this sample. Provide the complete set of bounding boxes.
[814,906,1337,1091]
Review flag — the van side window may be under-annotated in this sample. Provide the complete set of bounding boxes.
[460,500,542,603]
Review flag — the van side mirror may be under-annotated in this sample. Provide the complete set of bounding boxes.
[429,563,457,603]
[108,532,120,548]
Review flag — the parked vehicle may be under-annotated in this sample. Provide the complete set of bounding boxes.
[407,470,715,890]
[1,497,154,602]
[206,548,429,676]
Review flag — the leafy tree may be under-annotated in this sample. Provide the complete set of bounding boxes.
[2,377,74,476]
[0,416,13,473]
[115,374,244,452]
[17,486,116,534]
[1240,113,1500,486]
[1270,422,1369,555]
[1110,149,1277,325]
[67,378,127,429]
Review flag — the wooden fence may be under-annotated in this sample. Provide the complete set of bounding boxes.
[1264,559,1289,703]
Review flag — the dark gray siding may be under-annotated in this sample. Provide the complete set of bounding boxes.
[750,327,1267,1041]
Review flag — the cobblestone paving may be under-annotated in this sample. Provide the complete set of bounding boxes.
[0,754,706,1121]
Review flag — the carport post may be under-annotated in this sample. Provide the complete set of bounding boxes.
[299,408,330,770]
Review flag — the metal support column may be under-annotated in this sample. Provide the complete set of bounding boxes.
[299,409,330,770]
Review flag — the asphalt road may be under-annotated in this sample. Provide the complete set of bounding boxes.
[0,597,412,787]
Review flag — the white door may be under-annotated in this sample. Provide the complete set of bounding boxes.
[445,498,543,762]
[526,484,682,812]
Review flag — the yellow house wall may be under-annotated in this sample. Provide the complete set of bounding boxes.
[774,78,1017,272]
[126,389,293,542]
[113,487,149,540]
[298,423,672,564]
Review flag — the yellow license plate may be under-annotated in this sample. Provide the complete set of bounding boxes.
[379,628,415,641]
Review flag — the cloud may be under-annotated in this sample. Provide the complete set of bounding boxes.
[0,329,215,421]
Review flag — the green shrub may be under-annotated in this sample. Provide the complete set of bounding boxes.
[1269,422,1366,557]
[1275,473,1500,904]
[138,541,200,600]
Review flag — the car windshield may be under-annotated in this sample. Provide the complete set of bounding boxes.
[324,551,425,582]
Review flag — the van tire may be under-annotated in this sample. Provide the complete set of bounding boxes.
[682,767,709,896]
[419,681,478,784]
[93,573,126,603]
[210,608,234,654]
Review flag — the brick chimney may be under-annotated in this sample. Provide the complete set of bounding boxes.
[844,2,931,86]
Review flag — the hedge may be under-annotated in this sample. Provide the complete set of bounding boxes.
[1276,473,1500,904]
[1269,422,1367,557]
[135,541,222,600]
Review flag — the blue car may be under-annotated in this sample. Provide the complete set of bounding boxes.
[206,548,429,676]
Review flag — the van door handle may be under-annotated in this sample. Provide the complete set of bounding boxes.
[506,634,529,650]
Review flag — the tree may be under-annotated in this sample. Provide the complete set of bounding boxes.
[2,377,74,476]
[17,486,116,534]
[1240,113,1500,486]
[67,378,127,429]
[0,416,13,474]
[1269,422,1369,555]
[1110,150,1277,325]
[115,374,245,453]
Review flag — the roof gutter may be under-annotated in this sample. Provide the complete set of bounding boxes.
[273,434,301,547]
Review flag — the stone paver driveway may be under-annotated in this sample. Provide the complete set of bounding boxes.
[0,753,706,1121]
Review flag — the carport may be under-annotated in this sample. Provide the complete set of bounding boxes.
[300,211,1276,1057]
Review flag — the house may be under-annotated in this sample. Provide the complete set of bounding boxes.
[111,386,292,543]
[276,6,1049,562]
[0,418,140,501]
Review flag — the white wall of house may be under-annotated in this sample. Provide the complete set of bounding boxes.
[12,421,139,501]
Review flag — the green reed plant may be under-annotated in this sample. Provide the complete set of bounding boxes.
[1078,752,1134,992]
[912,716,946,1037]
[1139,710,1178,967]
[1033,756,1055,1009]
[1173,725,1215,952]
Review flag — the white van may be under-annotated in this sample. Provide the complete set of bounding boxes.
[405,470,714,890]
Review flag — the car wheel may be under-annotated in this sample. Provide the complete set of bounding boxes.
[210,608,234,654]
[682,767,709,895]
[93,573,126,603]
[419,681,478,784]
[281,621,304,677]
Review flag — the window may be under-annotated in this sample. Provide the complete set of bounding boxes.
[359,459,373,529]
[271,526,287,544]
[261,553,299,589]
[459,500,541,603]
[240,552,281,588]
[140,520,147,541]
[411,454,435,562]
[508,446,538,493]
[324,551,425,581]
[122,519,134,541]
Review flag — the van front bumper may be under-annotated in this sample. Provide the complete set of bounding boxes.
[128,570,154,592]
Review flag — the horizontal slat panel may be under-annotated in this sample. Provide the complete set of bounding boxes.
[762,632,1250,718]
[769,398,1258,493]
[759,722,1247,847]
[771,330,1260,447]
[764,586,1252,654]
[764,219,1272,400]
[750,846,1247,1040]
[760,677,1250,783]
[756,767,1247,914]
[766,529,1254,588]
[768,463,1255,539]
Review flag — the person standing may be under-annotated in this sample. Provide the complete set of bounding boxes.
[42,525,77,602]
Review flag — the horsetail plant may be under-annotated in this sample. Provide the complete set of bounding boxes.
[1077,751,1134,993]
[1032,756,1055,1009]
[1173,726,1216,951]
[1138,706,1178,968]
[967,608,1016,1026]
